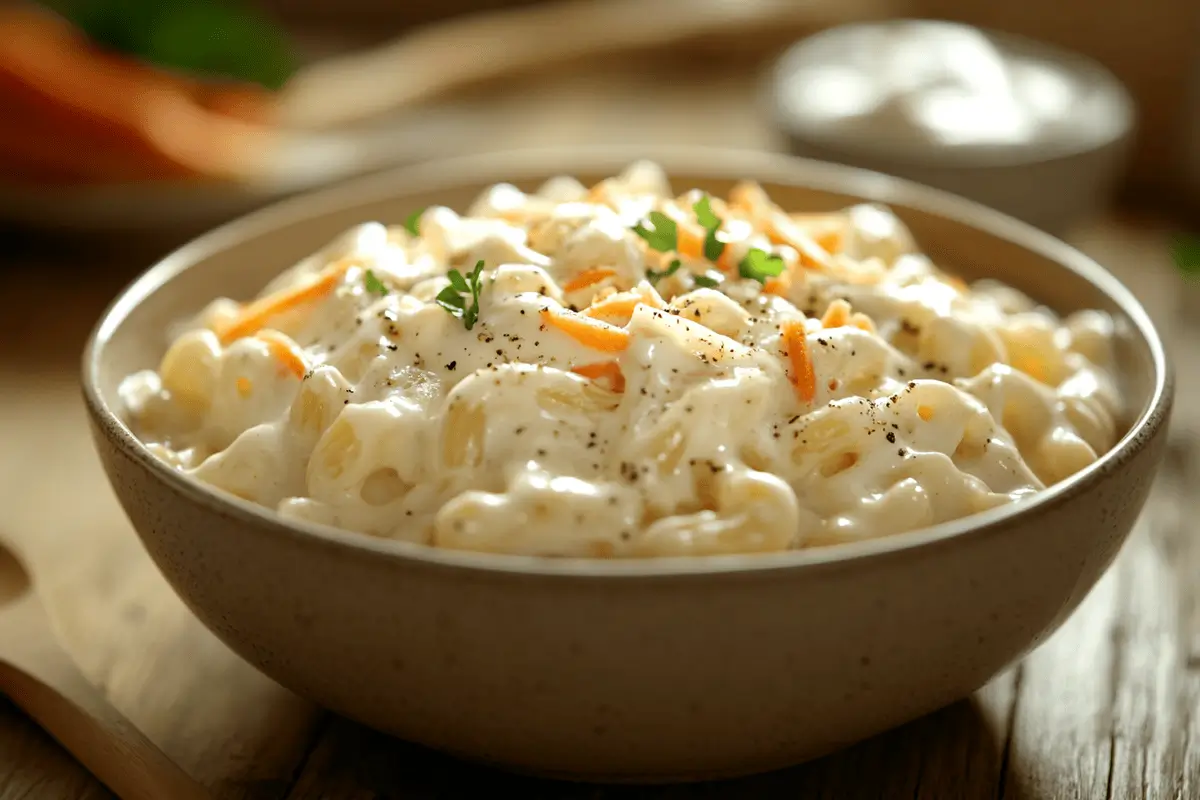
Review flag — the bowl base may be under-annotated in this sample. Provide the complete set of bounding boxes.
[446,747,836,786]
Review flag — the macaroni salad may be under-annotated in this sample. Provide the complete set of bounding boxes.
[120,162,1122,557]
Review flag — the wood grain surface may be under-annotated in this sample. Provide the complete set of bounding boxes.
[0,59,1196,800]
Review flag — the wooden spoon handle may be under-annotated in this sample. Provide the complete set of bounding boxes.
[278,0,893,130]
[0,600,211,800]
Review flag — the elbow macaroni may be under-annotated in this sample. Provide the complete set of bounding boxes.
[119,162,1125,557]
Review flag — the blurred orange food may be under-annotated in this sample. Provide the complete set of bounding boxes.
[0,7,279,185]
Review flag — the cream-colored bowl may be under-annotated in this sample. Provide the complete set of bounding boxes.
[83,147,1172,782]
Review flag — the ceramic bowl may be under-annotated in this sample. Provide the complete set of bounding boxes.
[766,20,1136,234]
[83,147,1172,782]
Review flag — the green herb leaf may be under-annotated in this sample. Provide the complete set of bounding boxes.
[363,269,389,297]
[693,274,720,288]
[645,259,683,286]
[632,212,678,253]
[437,261,486,330]
[1172,234,1200,277]
[691,195,727,262]
[693,195,721,231]
[404,208,426,237]
[703,230,725,262]
[436,286,465,311]
[739,248,786,284]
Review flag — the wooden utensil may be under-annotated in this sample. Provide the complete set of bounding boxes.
[0,537,212,800]
[277,0,897,130]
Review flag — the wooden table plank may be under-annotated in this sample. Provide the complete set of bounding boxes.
[285,674,1015,799]
[0,699,112,800]
[1106,449,1195,800]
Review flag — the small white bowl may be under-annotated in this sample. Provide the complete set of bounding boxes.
[768,20,1136,233]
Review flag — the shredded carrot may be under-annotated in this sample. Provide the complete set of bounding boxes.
[677,224,705,259]
[917,405,934,422]
[782,320,817,403]
[581,297,644,324]
[254,329,308,379]
[217,261,352,343]
[768,212,833,270]
[763,277,790,297]
[586,180,615,204]
[948,276,969,293]
[235,377,252,397]
[563,267,617,293]
[571,361,626,393]
[727,181,831,270]
[540,309,630,353]
[821,299,852,329]
[715,241,742,272]
[791,213,847,254]
[728,181,767,214]
[849,312,876,333]
[582,286,664,325]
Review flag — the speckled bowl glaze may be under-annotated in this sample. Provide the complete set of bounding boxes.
[83,147,1172,782]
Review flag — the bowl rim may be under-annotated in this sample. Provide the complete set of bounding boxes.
[767,18,1138,170]
[82,145,1173,579]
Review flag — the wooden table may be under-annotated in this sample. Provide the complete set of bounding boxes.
[1,59,1198,799]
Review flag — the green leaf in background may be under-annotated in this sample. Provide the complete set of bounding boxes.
[1173,234,1200,278]
[40,0,298,90]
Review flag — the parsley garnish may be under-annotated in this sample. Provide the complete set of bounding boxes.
[693,195,725,261]
[739,248,786,284]
[632,212,678,252]
[1172,234,1200,277]
[632,195,782,287]
[404,208,426,237]
[646,259,682,286]
[436,260,485,330]
[363,269,389,296]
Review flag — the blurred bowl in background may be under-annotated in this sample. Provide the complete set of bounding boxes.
[767,20,1136,234]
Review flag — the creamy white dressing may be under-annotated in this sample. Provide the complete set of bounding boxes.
[119,161,1124,557]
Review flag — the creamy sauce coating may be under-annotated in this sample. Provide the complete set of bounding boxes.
[120,162,1123,557]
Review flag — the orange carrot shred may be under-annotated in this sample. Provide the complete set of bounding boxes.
[821,299,852,329]
[791,213,846,254]
[562,267,617,293]
[581,297,644,324]
[540,309,630,353]
[571,361,626,393]
[582,286,664,324]
[254,329,308,379]
[218,261,352,343]
[762,277,790,297]
[677,225,704,259]
[849,312,876,333]
[782,320,816,403]
[769,216,832,270]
